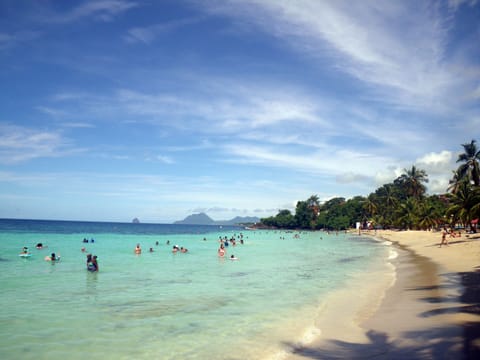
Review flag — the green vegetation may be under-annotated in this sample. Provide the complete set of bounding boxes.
[261,139,480,231]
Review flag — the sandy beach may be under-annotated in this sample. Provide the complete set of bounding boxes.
[285,230,480,359]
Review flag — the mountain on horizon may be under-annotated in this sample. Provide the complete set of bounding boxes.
[174,212,260,226]
[174,213,215,225]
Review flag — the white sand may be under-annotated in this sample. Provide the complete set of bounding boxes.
[284,230,480,359]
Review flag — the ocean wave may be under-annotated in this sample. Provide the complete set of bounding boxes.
[388,249,398,260]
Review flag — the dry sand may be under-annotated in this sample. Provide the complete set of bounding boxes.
[284,230,480,359]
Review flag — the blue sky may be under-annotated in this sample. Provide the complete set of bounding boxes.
[0,0,479,223]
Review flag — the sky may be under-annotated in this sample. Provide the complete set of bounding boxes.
[0,0,479,223]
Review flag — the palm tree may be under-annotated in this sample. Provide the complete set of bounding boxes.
[305,195,321,229]
[306,195,320,217]
[375,184,399,227]
[447,169,464,194]
[446,181,480,228]
[456,139,480,186]
[363,195,378,218]
[396,165,429,199]
[417,201,441,230]
[395,197,419,230]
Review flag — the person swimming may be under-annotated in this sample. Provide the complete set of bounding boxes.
[45,253,60,262]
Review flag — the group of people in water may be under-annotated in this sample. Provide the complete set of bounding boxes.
[217,233,244,260]
[19,240,97,272]
[86,253,99,272]
[132,232,246,260]
[21,232,248,270]
[19,244,60,263]
[134,241,190,254]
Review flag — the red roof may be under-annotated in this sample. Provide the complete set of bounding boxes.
[472,219,479,224]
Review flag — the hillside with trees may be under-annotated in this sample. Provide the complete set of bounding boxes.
[261,139,480,231]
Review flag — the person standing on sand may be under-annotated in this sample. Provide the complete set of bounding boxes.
[440,228,449,247]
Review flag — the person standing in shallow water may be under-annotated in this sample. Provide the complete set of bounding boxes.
[218,244,226,257]
[135,244,141,254]
[86,254,98,272]
[91,256,99,271]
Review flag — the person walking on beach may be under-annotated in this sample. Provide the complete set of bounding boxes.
[440,228,449,247]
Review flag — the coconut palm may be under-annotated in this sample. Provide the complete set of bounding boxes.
[446,181,480,227]
[395,165,429,199]
[447,169,464,194]
[395,197,419,230]
[374,184,399,227]
[456,139,480,186]
[306,195,320,216]
[363,195,378,218]
[417,201,442,230]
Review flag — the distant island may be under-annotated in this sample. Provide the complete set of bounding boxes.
[132,218,140,224]
[174,213,260,226]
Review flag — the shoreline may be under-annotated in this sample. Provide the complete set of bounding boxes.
[284,230,480,359]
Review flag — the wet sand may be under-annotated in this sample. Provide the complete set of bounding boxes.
[284,230,480,359]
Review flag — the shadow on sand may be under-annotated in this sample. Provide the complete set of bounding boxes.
[283,268,480,359]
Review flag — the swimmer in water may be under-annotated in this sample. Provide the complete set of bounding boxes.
[91,256,99,272]
[45,253,60,262]
[135,244,142,254]
[86,254,98,272]
[218,244,226,257]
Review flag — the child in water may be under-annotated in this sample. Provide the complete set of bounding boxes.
[86,254,98,272]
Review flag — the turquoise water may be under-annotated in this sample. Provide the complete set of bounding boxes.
[0,220,389,360]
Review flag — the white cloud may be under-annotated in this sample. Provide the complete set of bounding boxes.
[47,0,138,23]
[416,150,454,173]
[0,124,83,164]
[199,0,478,113]
[448,0,478,10]
[0,30,40,50]
[125,17,203,44]
[155,155,174,164]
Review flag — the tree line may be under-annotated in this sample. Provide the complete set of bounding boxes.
[260,139,480,231]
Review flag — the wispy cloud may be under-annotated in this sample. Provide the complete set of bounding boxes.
[0,124,84,164]
[125,17,204,44]
[0,30,40,50]
[44,0,138,24]
[42,77,455,192]
[199,0,479,113]
[50,80,325,133]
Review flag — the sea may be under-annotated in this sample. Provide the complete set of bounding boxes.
[0,219,395,360]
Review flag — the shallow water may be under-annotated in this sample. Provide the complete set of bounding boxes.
[0,220,390,359]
